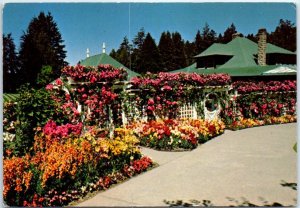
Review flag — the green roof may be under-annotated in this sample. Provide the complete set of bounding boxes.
[194,37,296,69]
[79,53,140,81]
[170,64,296,77]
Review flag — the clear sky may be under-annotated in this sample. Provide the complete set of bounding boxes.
[3,2,296,65]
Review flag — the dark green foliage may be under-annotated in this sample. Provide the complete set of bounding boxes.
[3,33,20,93]
[201,23,217,52]
[131,27,146,72]
[194,30,202,54]
[184,40,196,66]
[194,23,217,55]
[138,33,163,74]
[109,49,118,59]
[172,32,187,70]
[10,85,67,156]
[220,23,237,43]
[19,12,67,87]
[112,36,132,68]
[246,33,258,43]
[158,31,176,71]
[268,19,296,52]
[37,65,54,87]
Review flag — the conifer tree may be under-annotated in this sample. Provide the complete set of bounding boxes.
[131,28,146,71]
[114,36,131,68]
[19,12,67,87]
[184,40,196,66]
[268,19,296,52]
[138,33,162,74]
[158,31,175,71]
[194,30,202,54]
[221,23,237,43]
[3,33,20,92]
[172,32,187,70]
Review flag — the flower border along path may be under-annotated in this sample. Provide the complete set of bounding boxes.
[128,118,225,151]
[3,122,155,207]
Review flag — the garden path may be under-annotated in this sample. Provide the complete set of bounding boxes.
[76,123,297,207]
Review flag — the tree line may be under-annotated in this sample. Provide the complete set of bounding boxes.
[110,20,296,74]
[3,10,296,93]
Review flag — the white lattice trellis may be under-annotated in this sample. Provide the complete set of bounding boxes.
[179,103,197,119]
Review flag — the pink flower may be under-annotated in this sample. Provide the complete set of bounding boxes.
[148,99,154,105]
[55,78,63,86]
[46,84,54,90]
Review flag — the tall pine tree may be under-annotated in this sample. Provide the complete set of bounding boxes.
[138,33,162,74]
[19,12,67,87]
[184,40,196,66]
[131,28,146,71]
[114,36,131,68]
[172,32,187,70]
[194,30,202,55]
[158,31,175,71]
[201,23,216,52]
[3,34,20,92]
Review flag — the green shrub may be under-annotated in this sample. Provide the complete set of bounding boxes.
[11,84,67,156]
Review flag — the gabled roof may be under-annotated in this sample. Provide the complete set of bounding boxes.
[169,64,296,77]
[79,53,140,81]
[194,37,296,69]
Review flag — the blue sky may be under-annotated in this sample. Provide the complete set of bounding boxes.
[3,3,296,65]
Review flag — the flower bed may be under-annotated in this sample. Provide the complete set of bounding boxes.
[128,118,225,150]
[4,121,154,207]
[228,115,297,130]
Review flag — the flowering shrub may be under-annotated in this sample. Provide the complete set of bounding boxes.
[233,80,296,94]
[46,65,126,127]
[61,64,128,83]
[219,80,296,125]
[128,118,225,150]
[129,72,231,119]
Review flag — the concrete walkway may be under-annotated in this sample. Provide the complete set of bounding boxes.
[77,123,297,207]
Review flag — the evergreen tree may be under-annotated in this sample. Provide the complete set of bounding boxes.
[109,49,117,59]
[172,32,187,70]
[138,33,162,74]
[216,33,223,43]
[184,40,196,66]
[131,28,146,71]
[246,33,258,43]
[221,23,237,43]
[201,23,216,52]
[3,34,20,92]
[194,30,202,54]
[19,12,67,87]
[158,31,175,71]
[268,19,296,52]
[114,36,131,68]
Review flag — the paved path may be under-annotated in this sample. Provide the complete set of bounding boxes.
[76,123,297,207]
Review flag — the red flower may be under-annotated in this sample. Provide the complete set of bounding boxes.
[55,78,63,86]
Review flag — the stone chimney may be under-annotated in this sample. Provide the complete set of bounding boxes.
[232,33,241,39]
[86,48,90,58]
[257,28,267,66]
[102,42,106,54]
